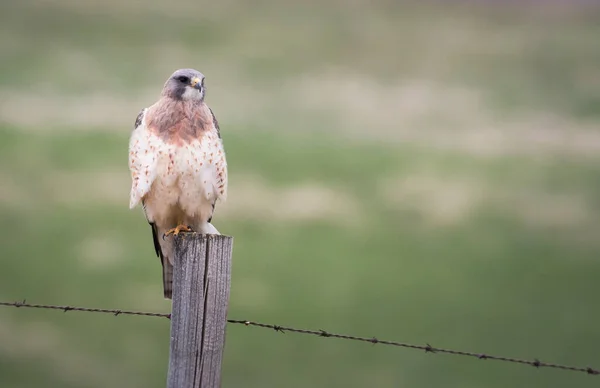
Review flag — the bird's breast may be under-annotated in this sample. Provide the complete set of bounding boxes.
[146,99,213,146]
[149,132,224,210]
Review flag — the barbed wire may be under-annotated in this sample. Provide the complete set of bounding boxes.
[0,300,171,318]
[1,300,598,376]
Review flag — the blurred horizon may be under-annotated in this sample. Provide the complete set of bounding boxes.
[1,1,600,387]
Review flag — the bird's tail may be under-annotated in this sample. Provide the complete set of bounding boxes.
[150,222,174,300]
[162,256,173,299]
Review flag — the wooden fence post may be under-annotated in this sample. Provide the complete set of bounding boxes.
[166,234,234,388]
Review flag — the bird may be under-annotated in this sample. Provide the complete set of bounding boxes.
[128,68,228,299]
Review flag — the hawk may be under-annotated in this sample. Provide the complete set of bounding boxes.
[128,68,228,299]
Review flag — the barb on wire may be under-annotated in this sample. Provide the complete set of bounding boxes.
[1,300,598,376]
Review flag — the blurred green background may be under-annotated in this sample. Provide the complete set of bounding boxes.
[1,1,600,387]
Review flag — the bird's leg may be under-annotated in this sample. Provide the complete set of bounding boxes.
[163,224,194,239]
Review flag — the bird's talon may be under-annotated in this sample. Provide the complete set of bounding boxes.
[164,224,193,238]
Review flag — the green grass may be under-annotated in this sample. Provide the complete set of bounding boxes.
[1,1,600,387]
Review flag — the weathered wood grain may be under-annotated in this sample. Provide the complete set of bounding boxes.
[166,234,233,388]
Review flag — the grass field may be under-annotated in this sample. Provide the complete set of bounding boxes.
[1,1,600,387]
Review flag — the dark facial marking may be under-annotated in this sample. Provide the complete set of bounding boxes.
[173,83,186,99]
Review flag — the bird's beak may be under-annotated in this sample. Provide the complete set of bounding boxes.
[191,77,202,90]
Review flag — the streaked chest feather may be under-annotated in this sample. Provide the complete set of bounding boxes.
[154,132,225,191]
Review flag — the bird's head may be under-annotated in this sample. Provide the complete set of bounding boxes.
[162,68,206,101]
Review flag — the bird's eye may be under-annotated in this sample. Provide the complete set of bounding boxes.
[177,76,189,83]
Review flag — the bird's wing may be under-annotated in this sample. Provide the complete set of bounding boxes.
[209,107,228,203]
[129,108,174,298]
[128,108,159,209]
